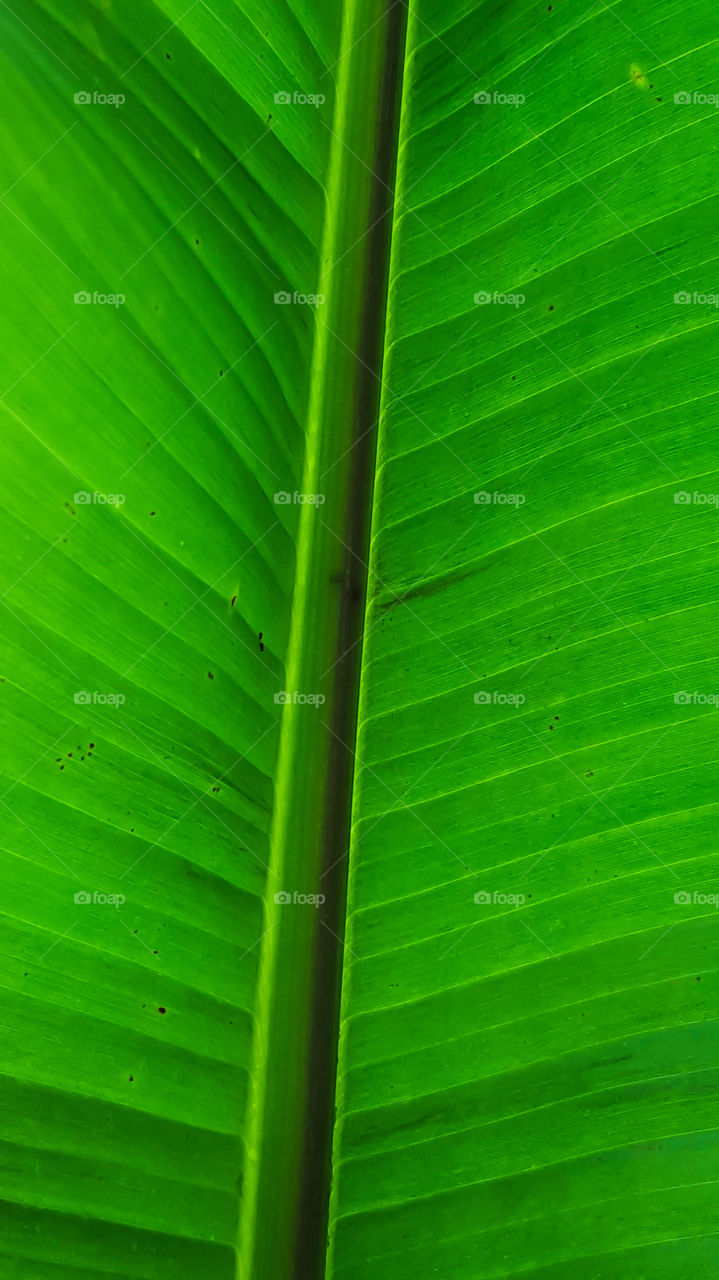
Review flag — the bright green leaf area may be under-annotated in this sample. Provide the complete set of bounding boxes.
[2,0,719,1278]
[0,0,340,1275]
[328,1,719,1278]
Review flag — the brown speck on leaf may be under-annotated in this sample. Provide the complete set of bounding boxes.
[207,671,214,679]
[158,1007,166,1015]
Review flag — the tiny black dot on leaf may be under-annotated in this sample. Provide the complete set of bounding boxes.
[158,1007,166,1015]
[207,671,214,679]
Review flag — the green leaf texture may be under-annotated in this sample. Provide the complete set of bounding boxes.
[0,1,340,1275]
[328,2,719,1276]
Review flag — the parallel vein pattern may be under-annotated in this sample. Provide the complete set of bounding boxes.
[328,2,719,1276]
[0,0,339,1275]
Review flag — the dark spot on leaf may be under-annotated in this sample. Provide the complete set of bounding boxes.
[158,1007,166,1015]
[129,1075,134,1082]
[231,595,237,608]
[207,671,214,679]
[90,743,95,749]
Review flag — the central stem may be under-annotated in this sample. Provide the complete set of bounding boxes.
[237,2,408,1277]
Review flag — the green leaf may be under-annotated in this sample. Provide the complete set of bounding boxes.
[2,1,719,1278]
[326,2,719,1277]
